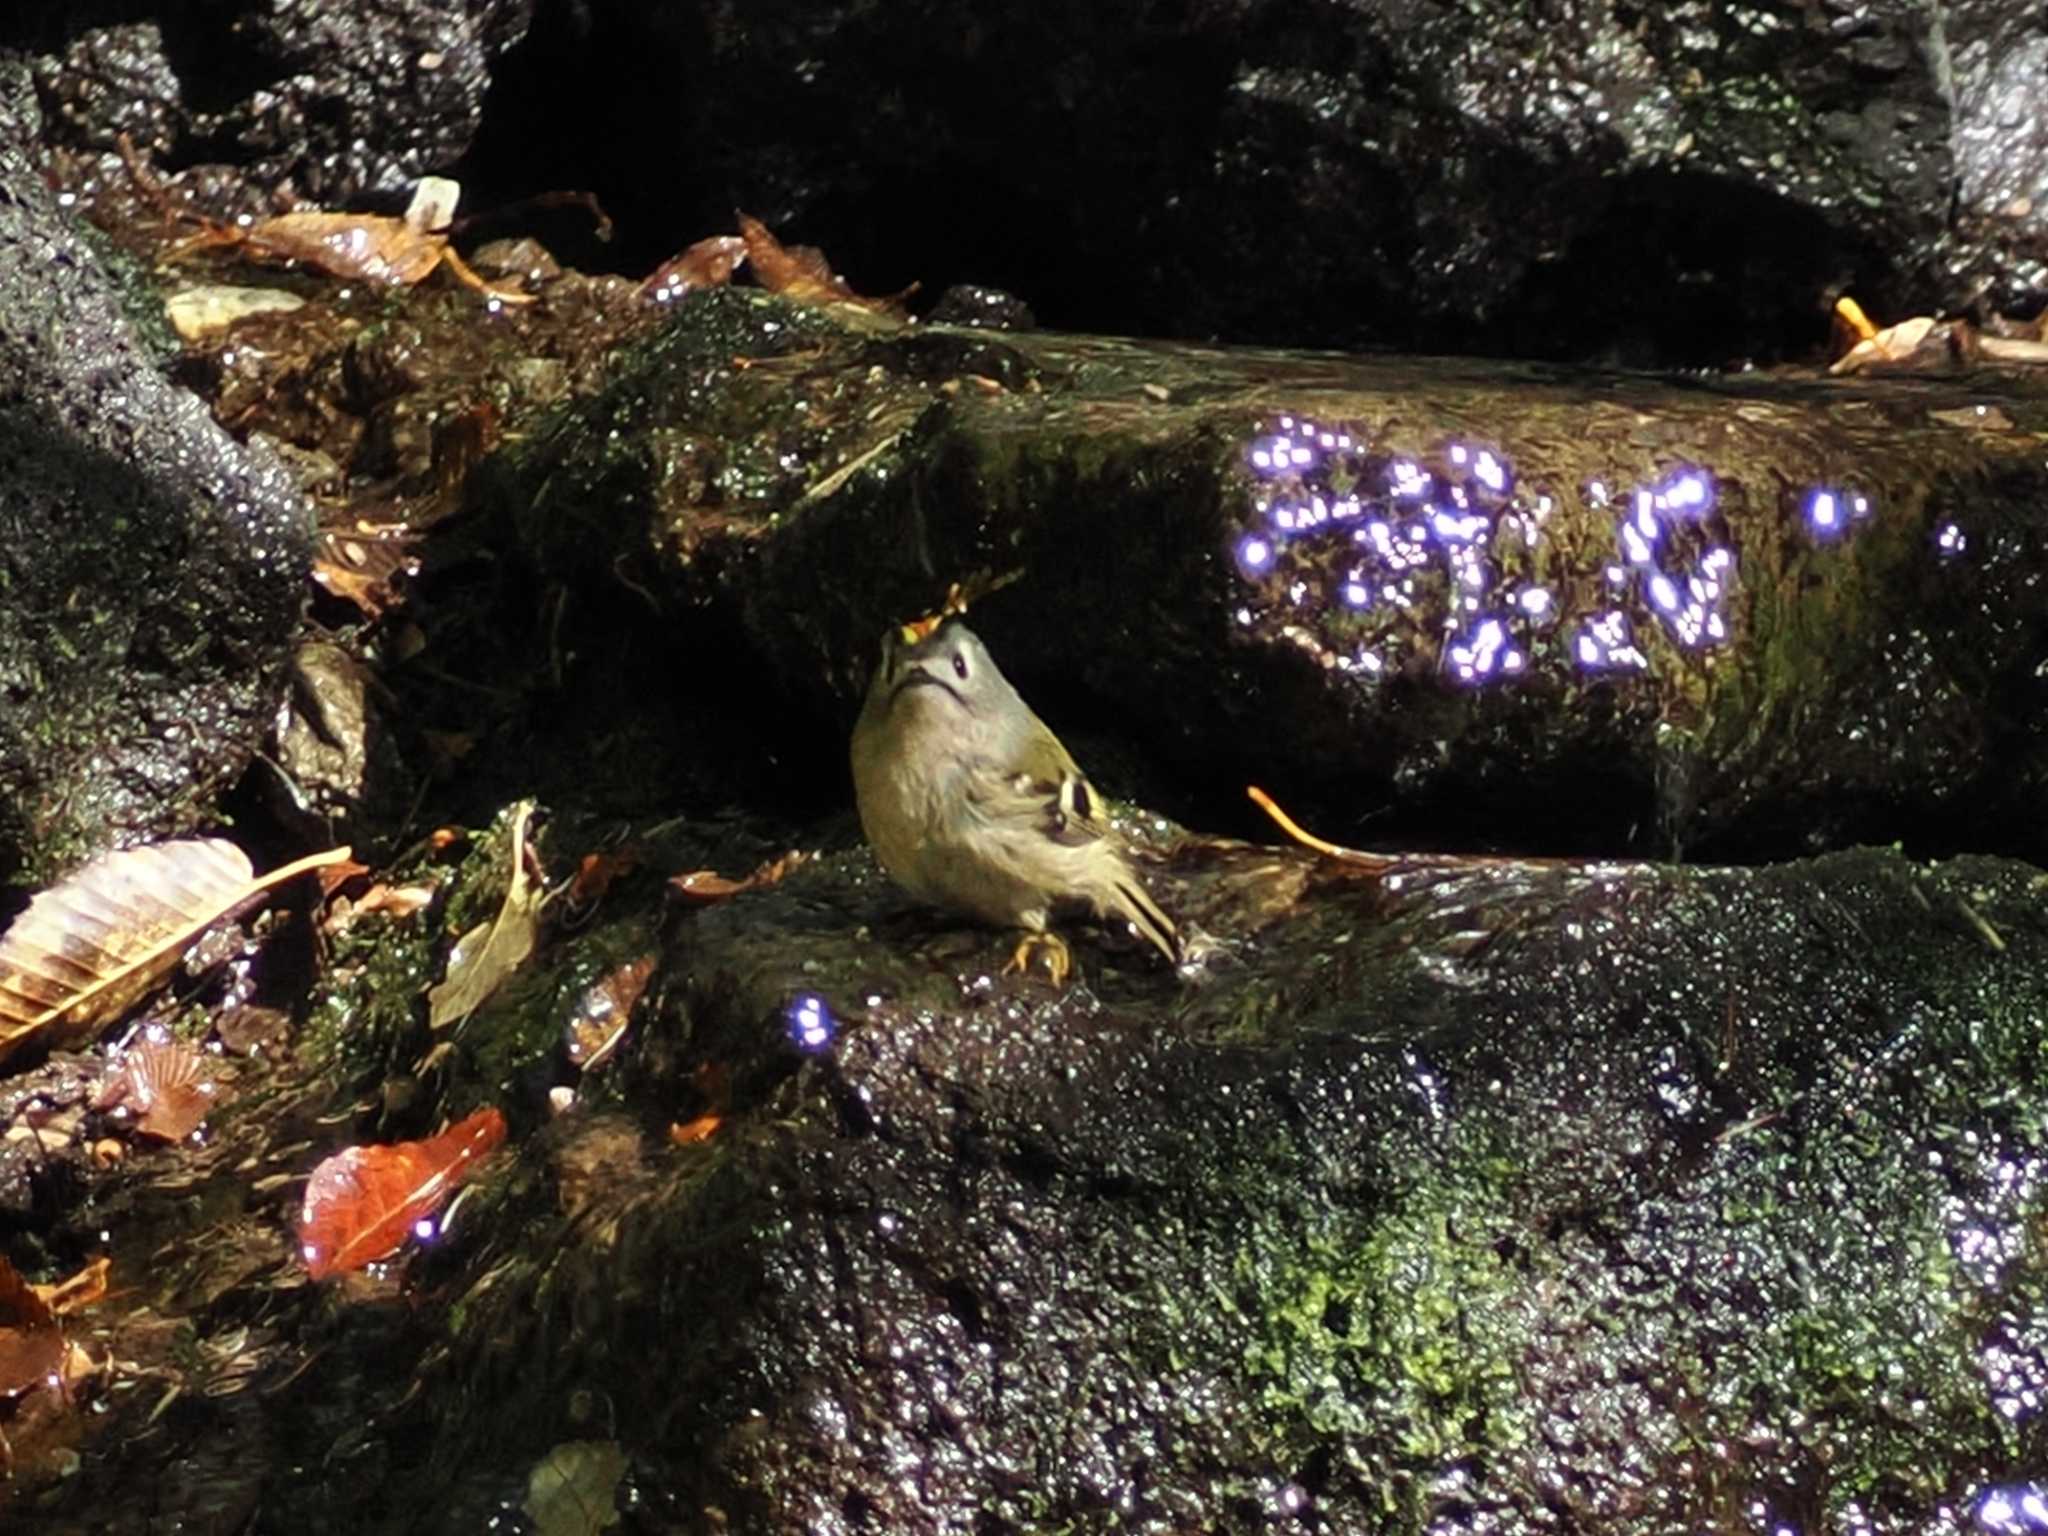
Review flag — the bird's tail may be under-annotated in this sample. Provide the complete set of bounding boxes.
[1107,874,1182,967]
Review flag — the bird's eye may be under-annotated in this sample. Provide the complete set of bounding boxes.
[952,652,969,681]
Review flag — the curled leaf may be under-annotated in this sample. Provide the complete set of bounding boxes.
[31,1257,109,1317]
[668,1113,721,1146]
[736,211,914,316]
[0,841,354,1072]
[1829,313,1948,375]
[566,848,640,915]
[668,849,809,905]
[296,1106,508,1279]
[564,953,656,1072]
[640,234,749,303]
[312,529,420,616]
[428,804,542,1032]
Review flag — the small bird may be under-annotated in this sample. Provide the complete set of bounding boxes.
[849,617,1181,984]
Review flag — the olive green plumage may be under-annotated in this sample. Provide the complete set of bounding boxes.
[849,618,1180,980]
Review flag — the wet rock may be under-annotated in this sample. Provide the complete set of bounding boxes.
[23,0,536,202]
[398,838,2048,1532]
[0,62,310,884]
[928,283,1037,332]
[483,290,2048,863]
[433,0,2016,365]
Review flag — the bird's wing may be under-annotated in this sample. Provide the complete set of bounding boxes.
[962,757,1106,848]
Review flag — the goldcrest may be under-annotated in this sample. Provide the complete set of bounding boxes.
[849,617,1180,982]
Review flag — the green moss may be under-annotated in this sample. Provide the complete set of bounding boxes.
[1239,1151,1528,1508]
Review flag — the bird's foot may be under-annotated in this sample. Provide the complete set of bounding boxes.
[1003,931,1072,986]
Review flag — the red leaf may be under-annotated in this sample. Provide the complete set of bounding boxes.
[296,1106,507,1279]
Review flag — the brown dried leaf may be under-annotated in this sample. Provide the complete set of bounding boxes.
[640,234,749,302]
[297,1106,508,1279]
[668,849,810,905]
[317,856,372,900]
[736,211,913,315]
[564,953,655,1072]
[235,210,448,286]
[356,883,438,920]
[0,1254,60,1402]
[1829,313,1946,375]
[432,402,502,501]
[312,528,420,616]
[0,1254,53,1330]
[0,841,354,1072]
[0,1321,64,1403]
[30,1257,109,1318]
[427,804,542,1032]
[667,1113,721,1146]
[92,1037,223,1142]
[567,849,640,911]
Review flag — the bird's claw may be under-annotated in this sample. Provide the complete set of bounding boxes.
[1004,932,1072,986]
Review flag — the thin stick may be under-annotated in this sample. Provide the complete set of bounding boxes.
[1246,785,1391,867]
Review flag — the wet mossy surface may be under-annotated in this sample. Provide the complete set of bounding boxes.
[146,836,2034,1536]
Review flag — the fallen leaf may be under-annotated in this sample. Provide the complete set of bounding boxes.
[296,1105,508,1279]
[312,529,420,616]
[355,883,438,920]
[667,1113,721,1146]
[428,804,543,1032]
[668,849,810,905]
[155,171,533,305]
[1829,313,1947,375]
[640,234,749,302]
[0,841,355,1073]
[91,1036,222,1142]
[567,850,640,912]
[564,954,656,1073]
[666,1060,732,1146]
[164,283,305,341]
[30,1258,109,1318]
[0,1255,54,1330]
[317,857,372,900]
[432,402,501,500]
[524,1439,628,1536]
[0,1254,61,1401]
[736,211,914,315]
